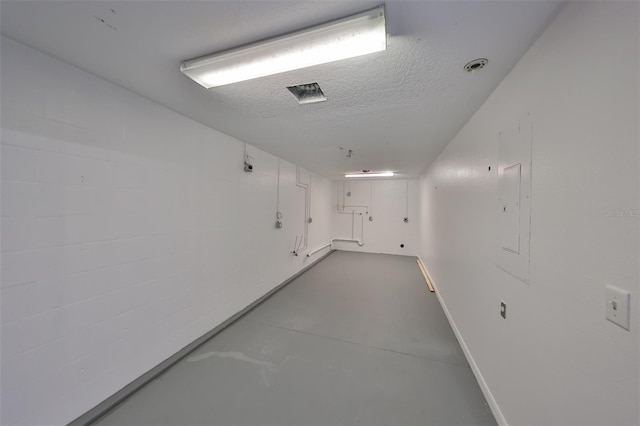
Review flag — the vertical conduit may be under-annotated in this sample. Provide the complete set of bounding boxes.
[370,180,374,218]
[295,166,309,253]
[276,159,281,220]
[351,211,355,239]
[334,180,367,246]
[342,181,347,210]
[405,180,409,220]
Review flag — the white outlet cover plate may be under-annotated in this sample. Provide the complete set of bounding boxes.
[606,285,630,330]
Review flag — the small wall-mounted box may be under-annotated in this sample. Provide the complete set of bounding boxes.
[606,285,630,330]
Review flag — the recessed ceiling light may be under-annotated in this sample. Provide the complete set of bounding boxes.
[180,6,387,88]
[464,58,488,72]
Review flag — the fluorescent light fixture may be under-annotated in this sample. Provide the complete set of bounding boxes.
[180,6,386,88]
[345,171,394,178]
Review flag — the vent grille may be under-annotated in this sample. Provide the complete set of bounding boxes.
[287,82,327,104]
[464,58,488,72]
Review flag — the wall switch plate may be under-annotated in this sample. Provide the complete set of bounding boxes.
[500,301,507,319]
[606,285,630,330]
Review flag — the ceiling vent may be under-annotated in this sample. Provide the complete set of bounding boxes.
[287,82,327,105]
[464,58,488,72]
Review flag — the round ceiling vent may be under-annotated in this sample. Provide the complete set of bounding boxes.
[464,58,488,72]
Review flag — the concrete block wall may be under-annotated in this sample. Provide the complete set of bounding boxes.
[0,36,332,425]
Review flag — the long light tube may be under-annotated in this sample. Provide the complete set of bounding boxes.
[180,6,386,88]
[345,171,394,178]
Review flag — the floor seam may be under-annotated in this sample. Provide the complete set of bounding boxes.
[246,318,472,370]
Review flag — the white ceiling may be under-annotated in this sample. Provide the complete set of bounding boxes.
[0,1,563,179]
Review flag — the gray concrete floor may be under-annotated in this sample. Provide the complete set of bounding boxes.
[96,251,496,425]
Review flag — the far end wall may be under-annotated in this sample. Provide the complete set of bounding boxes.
[332,179,418,256]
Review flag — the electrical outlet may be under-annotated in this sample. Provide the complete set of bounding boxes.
[606,285,630,330]
[275,221,283,229]
[500,301,507,319]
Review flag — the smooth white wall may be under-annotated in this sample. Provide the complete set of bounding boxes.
[0,36,333,426]
[332,179,418,256]
[418,2,639,425]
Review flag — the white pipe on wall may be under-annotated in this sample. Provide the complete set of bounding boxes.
[351,210,355,239]
[405,180,409,220]
[331,238,364,247]
[276,159,281,213]
[307,242,331,257]
[334,181,368,247]
[293,166,310,255]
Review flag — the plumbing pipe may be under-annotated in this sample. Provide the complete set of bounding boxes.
[370,180,374,218]
[276,159,281,217]
[351,210,354,239]
[331,238,364,247]
[307,242,332,257]
[339,205,369,211]
[405,180,409,220]
[295,166,310,253]
[334,182,367,246]
[332,211,365,248]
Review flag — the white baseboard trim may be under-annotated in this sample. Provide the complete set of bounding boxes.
[418,256,508,426]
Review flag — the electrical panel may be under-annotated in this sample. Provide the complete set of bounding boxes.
[497,113,532,284]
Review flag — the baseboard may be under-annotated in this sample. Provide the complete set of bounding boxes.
[70,250,335,426]
[418,256,508,426]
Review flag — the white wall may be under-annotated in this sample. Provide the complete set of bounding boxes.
[0,36,333,426]
[332,179,418,256]
[418,2,639,425]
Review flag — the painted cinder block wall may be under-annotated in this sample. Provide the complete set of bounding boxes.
[0,36,333,426]
[418,2,639,425]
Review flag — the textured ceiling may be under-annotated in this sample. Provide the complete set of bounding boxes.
[0,1,563,179]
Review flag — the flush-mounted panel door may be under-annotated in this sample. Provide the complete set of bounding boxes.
[499,163,522,254]
[497,114,532,284]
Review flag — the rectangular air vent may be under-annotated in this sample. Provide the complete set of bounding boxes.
[287,82,327,104]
